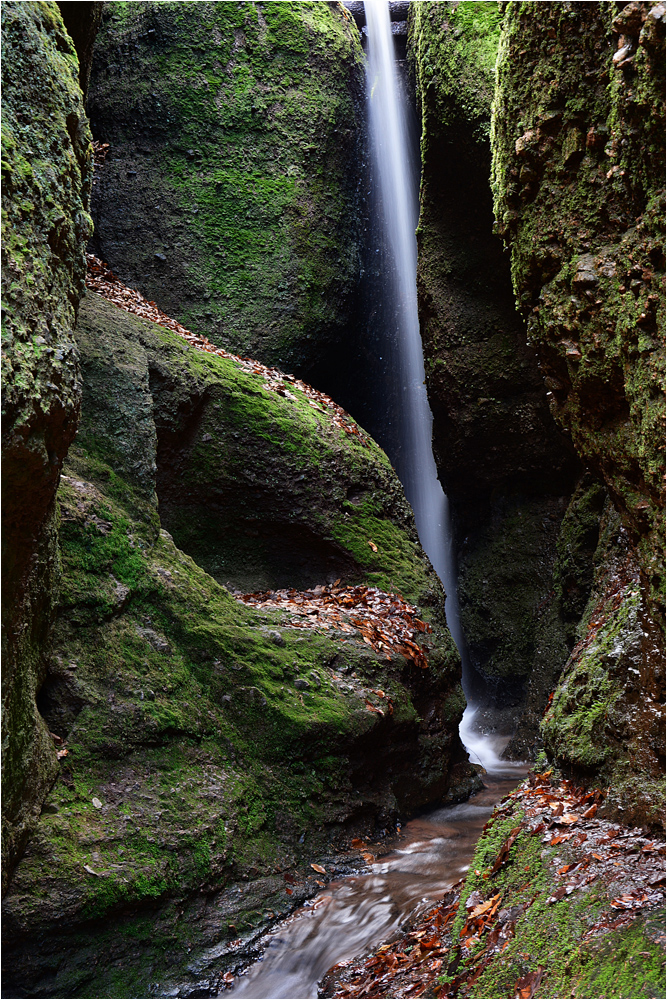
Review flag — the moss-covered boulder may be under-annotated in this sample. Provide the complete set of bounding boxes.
[407,2,581,715]
[1,290,473,998]
[1,1,94,887]
[87,0,366,376]
[492,1,665,813]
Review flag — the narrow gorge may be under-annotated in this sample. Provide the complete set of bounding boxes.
[1,3,664,999]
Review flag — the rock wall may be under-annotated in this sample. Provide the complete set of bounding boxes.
[1,1,94,888]
[2,291,474,998]
[408,1,581,719]
[492,0,665,823]
[87,0,367,377]
[56,1,104,98]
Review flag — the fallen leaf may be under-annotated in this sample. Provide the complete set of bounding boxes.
[368,540,378,552]
[470,893,501,919]
[56,748,68,759]
[555,813,579,826]
[490,827,521,874]
[92,797,103,809]
[549,833,573,846]
[514,966,544,998]
[351,838,366,849]
[285,887,293,895]
[582,803,598,819]
[311,863,326,874]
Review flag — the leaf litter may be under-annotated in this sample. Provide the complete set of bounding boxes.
[319,770,665,998]
[235,583,431,670]
[86,254,370,445]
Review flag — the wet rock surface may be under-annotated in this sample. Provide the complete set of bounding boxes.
[492,1,665,821]
[492,0,665,611]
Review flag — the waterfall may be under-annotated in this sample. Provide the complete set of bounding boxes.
[364,1,466,663]
[364,0,517,772]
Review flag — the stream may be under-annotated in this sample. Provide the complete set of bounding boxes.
[226,759,526,1000]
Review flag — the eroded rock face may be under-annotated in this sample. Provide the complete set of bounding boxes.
[408,2,581,713]
[87,1,367,377]
[542,500,665,828]
[1,292,475,998]
[492,1,665,818]
[1,1,93,887]
[492,0,665,611]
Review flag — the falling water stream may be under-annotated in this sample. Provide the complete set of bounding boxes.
[226,4,524,996]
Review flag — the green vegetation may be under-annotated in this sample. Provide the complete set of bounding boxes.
[409,1,503,143]
[3,292,466,997]
[1,0,92,885]
[87,1,366,372]
[451,796,665,998]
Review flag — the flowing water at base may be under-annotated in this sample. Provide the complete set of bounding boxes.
[225,769,526,1000]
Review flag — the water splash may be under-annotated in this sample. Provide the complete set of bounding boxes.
[459,706,525,775]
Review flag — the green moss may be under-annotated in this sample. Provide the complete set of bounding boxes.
[1,0,93,885]
[491,2,665,607]
[447,794,666,998]
[87,0,366,372]
[409,1,503,144]
[4,285,469,994]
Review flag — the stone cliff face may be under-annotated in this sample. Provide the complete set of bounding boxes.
[408,2,582,720]
[492,0,665,826]
[493,0,665,613]
[1,1,94,888]
[2,290,473,998]
[87,0,367,377]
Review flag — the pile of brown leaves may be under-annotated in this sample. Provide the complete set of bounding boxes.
[236,583,431,669]
[85,255,369,444]
[321,771,666,999]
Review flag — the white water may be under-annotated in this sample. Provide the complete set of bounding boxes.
[365,0,466,661]
[365,1,521,773]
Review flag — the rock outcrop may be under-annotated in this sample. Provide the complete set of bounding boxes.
[1,1,94,888]
[2,290,474,998]
[408,2,581,719]
[87,1,367,377]
[492,0,665,824]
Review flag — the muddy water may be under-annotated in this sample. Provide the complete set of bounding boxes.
[225,769,526,999]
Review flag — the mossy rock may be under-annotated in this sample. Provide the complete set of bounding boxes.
[1,0,94,886]
[76,291,449,603]
[87,0,366,376]
[541,501,665,829]
[407,2,581,720]
[492,1,666,611]
[1,291,472,997]
[448,786,665,997]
